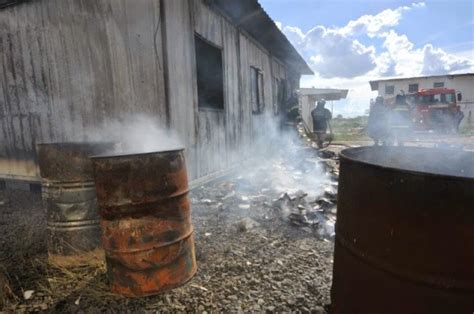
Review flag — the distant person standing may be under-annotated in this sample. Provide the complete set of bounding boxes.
[389,93,412,146]
[311,99,332,148]
[453,106,464,133]
[368,96,389,146]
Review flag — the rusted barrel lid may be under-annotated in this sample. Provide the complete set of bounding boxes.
[37,142,116,182]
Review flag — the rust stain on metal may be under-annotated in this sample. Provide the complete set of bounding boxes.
[331,146,474,314]
[92,149,197,297]
[37,142,115,267]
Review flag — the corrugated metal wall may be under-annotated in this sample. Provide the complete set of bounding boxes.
[0,0,298,183]
[0,0,166,180]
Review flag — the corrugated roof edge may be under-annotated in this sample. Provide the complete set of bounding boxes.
[254,0,313,75]
[299,88,349,97]
[210,0,313,75]
[0,0,27,9]
[369,72,474,91]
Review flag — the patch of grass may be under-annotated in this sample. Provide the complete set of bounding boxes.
[38,260,116,302]
[330,116,370,141]
[459,123,474,136]
[0,264,14,308]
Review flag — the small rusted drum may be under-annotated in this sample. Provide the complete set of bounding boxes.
[37,142,114,267]
[91,149,197,297]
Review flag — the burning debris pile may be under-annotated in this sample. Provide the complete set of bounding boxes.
[193,151,337,238]
[191,140,339,239]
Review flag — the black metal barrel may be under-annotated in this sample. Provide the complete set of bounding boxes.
[37,142,114,267]
[332,146,474,314]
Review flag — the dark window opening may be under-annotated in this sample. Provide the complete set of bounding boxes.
[195,35,224,110]
[385,85,395,95]
[251,67,264,114]
[433,82,444,88]
[408,83,418,93]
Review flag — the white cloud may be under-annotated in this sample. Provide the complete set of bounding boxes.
[422,44,474,75]
[338,2,424,37]
[280,2,427,79]
[301,26,376,78]
[274,21,283,30]
[282,25,376,78]
[378,30,423,76]
[280,1,473,116]
[376,30,474,77]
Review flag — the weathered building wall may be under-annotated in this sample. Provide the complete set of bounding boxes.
[163,0,297,181]
[0,0,167,180]
[0,0,301,183]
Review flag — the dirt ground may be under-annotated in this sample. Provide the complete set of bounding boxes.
[1,127,471,313]
[0,138,339,313]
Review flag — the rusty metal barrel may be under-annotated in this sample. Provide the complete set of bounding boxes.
[37,142,114,267]
[332,146,474,314]
[91,149,197,297]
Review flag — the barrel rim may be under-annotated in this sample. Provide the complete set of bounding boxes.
[339,146,474,182]
[37,141,116,149]
[91,147,185,159]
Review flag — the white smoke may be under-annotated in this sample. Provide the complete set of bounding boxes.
[85,114,183,155]
[238,112,332,200]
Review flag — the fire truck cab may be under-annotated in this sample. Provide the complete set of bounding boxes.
[406,88,461,132]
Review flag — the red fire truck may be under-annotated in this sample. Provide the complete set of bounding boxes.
[404,88,463,132]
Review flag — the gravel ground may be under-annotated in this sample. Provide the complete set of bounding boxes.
[0,141,339,313]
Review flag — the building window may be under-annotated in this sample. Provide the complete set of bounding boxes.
[408,83,418,93]
[385,85,395,95]
[433,82,444,88]
[195,35,224,110]
[250,67,264,114]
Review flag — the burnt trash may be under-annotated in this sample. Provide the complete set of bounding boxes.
[315,198,335,212]
[288,210,319,227]
[316,149,337,159]
[273,193,293,212]
[37,142,115,267]
[272,187,337,239]
[92,149,197,297]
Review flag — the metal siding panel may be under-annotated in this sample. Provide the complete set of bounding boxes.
[0,0,167,181]
[162,0,196,145]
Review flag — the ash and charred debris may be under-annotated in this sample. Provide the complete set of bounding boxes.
[191,142,340,240]
[275,188,337,239]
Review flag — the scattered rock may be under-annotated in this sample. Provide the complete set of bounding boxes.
[312,305,326,314]
[235,218,260,232]
[23,290,34,300]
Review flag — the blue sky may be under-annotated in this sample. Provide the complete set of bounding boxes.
[260,0,474,116]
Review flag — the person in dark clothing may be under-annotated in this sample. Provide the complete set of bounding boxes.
[389,93,412,146]
[368,96,389,146]
[311,99,332,148]
[453,106,464,133]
